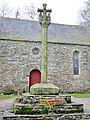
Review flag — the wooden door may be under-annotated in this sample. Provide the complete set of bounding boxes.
[29,70,41,91]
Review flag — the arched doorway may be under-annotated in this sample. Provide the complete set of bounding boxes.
[29,69,41,92]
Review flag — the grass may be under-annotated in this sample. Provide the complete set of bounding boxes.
[69,93,90,98]
[0,93,90,100]
[0,94,15,100]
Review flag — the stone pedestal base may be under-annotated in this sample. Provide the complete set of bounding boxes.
[30,83,59,95]
[13,93,83,115]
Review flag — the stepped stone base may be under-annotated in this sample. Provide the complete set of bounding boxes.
[13,93,83,115]
[30,83,59,95]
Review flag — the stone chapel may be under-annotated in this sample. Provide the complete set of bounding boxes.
[0,17,90,93]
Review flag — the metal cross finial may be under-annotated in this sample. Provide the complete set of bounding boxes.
[37,3,52,26]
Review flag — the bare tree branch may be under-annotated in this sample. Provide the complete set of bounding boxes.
[24,3,37,20]
[0,0,12,17]
[80,0,90,25]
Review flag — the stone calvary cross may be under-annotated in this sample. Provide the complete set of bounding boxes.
[30,4,59,95]
[37,4,52,83]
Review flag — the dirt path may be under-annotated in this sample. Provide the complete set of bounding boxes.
[0,98,14,119]
[0,98,14,110]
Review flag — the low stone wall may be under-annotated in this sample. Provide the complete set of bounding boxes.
[3,113,90,120]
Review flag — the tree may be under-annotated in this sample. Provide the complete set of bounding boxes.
[0,0,12,17]
[80,0,90,25]
[24,3,37,20]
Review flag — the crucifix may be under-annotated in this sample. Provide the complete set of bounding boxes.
[37,4,52,83]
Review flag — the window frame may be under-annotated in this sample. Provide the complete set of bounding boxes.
[73,50,80,76]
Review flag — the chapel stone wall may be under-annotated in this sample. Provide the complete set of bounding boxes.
[48,42,90,93]
[0,39,42,93]
[0,39,90,93]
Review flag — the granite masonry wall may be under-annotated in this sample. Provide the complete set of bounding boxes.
[0,18,90,93]
[0,39,90,93]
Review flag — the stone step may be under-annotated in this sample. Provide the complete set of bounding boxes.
[14,102,83,114]
[54,103,83,113]
[22,93,71,103]
[3,113,90,120]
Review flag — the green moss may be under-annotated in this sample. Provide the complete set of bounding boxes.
[13,106,42,115]
[30,83,59,95]
[13,103,54,115]
[31,110,41,115]
[14,106,33,114]
[41,104,54,114]
[64,97,71,103]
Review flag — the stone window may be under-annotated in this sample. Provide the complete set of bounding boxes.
[31,47,41,58]
[73,50,79,75]
[32,47,39,55]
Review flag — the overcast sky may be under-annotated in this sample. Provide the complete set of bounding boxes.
[0,0,86,25]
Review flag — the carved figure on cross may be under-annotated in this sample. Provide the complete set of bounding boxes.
[37,4,52,26]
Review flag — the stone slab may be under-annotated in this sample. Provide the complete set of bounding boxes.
[3,113,90,120]
[30,83,59,95]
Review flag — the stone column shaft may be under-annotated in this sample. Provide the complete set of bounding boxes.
[41,24,48,83]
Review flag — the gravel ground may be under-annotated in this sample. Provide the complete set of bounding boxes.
[0,98,14,119]
[0,97,90,119]
[71,96,90,113]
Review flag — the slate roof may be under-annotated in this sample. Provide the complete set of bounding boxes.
[0,17,89,45]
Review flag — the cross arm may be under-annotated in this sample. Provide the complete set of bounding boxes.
[37,8,52,13]
[37,8,43,12]
[46,9,52,13]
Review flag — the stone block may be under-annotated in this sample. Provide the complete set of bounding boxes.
[40,99,66,105]
[30,83,59,95]
[14,96,23,103]
[0,106,4,112]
